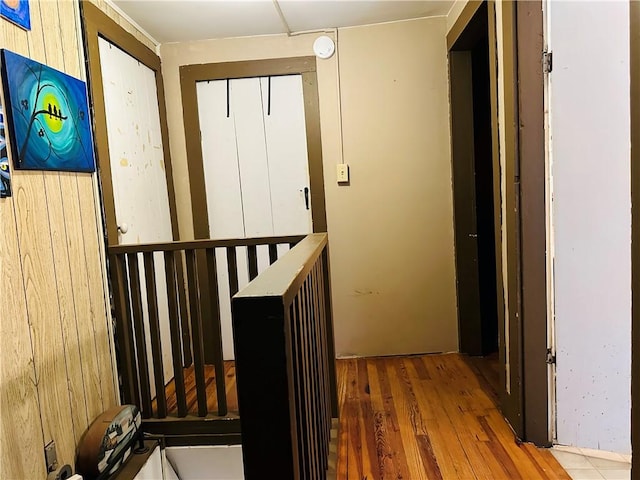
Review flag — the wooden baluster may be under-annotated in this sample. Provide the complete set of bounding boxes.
[185,249,208,417]
[206,248,227,416]
[299,284,315,479]
[320,261,332,459]
[175,253,193,367]
[291,297,308,478]
[312,261,329,469]
[143,252,167,418]
[247,244,258,281]
[318,256,332,443]
[164,251,188,417]
[227,246,239,296]
[268,243,278,265]
[127,253,153,417]
[322,247,339,417]
[110,253,140,407]
[317,262,329,465]
[305,276,320,479]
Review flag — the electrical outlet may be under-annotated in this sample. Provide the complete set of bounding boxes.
[336,163,349,183]
[45,441,58,473]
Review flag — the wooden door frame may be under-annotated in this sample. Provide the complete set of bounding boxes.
[80,1,180,245]
[515,0,549,446]
[179,57,328,239]
[447,0,549,446]
[81,2,193,369]
[631,0,639,475]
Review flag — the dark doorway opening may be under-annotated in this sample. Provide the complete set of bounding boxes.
[449,2,499,365]
[449,0,548,444]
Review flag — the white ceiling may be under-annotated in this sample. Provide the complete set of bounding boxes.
[111,0,455,44]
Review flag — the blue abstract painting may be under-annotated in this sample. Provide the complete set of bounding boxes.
[1,49,95,172]
[1,0,30,31]
[0,98,11,197]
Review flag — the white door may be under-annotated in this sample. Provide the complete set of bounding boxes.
[99,38,174,390]
[260,75,314,236]
[197,74,312,359]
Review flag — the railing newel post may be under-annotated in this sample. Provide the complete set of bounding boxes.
[233,234,335,479]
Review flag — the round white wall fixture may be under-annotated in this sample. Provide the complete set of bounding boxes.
[313,36,335,59]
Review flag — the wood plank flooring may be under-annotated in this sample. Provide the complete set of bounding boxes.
[153,361,238,416]
[336,353,570,479]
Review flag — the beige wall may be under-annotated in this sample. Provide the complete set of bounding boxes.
[0,1,149,477]
[161,16,458,357]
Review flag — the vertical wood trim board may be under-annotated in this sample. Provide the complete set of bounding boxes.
[515,0,549,446]
[631,0,639,474]
[0,0,119,477]
[495,0,525,437]
[486,0,508,419]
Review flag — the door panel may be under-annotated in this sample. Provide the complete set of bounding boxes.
[449,51,483,356]
[261,75,313,235]
[233,77,274,237]
[197,79,245,239]
[197,75,312,360]
[99,37,174,387]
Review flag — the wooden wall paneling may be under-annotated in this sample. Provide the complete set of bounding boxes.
[76,1,119,410]
[14,0,78,467]
[0,191,47,479]
[39,0,94,442]
[58,0,108,424]
[1,0,118,474]
[77,173,118,408]
[0,77,47,480]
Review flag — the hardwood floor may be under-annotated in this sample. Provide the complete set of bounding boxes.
[153,352,569,479]
[466,352,501,405]
[153,361,239,416]
[336,353,570,479]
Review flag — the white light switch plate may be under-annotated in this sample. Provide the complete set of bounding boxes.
[336,164,349,183]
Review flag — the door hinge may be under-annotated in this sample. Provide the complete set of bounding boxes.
[543,51,553,74]
[546,348,556,365]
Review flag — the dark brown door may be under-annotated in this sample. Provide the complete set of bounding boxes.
[449,50,483,356]
[450,3,500,359]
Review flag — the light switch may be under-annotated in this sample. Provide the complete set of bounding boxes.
[336,163,349,183]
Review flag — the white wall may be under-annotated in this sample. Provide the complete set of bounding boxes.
[550,1,631,454]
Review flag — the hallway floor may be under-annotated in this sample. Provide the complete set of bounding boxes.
[550,448,630,480]
[336,353,570,479]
